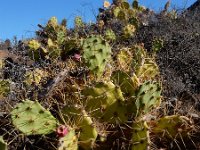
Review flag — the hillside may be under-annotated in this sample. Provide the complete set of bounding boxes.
[0,0,200,149]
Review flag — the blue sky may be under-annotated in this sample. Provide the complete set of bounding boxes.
[0,0,196,40]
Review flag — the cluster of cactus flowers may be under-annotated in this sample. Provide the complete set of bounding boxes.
[0,0,195,150]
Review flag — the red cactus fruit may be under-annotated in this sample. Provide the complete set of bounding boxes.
[73,53,81,61]
[56,125,68,137]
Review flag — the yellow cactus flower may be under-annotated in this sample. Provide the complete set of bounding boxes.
[104,1,110,8]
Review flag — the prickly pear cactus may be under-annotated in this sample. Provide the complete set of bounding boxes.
[131,121,150,150]
[132,0,139,9]
[105,29,116,41]
[28,39,44,60]
[135,59,159,80]
[74,16,84,28]
[78,110,98,150]
[11,99,57,135]
[116,49,133,72]
[62,106,98,149]
[135,81,161,116]
[123,24,136,38]
[0,79,10,98]
[82,35,112,78]
[0,136,7,150]
[24,68,48,86]
[28,39,41,51]
[111,70,136,97]
[58,129,78,150]
[149,115,194,139]
[45,17,67,42]
[82,81,128,123]
[132,44,146,70]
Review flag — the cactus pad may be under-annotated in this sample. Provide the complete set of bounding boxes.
[0,136,7,150]
[62,106,98,149]
[111,71,136,97]
[131,121,150,150]
[105,29,116,41]
[78,110,98,150]
[135,59,159,80]
[123,24,136,38]
[58,129,78,150]
[11,99,57,135]
[74,16,84,28]
[149,115,194,139]
[82,81,128,123]
[24,68,48,86]
[82,35,112,78]
[116,49,133,72]
[135,81,161,116]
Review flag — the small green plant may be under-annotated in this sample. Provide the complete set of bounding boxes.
[152,38,164,53]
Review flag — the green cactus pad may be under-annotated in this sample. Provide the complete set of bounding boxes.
[121,1,130,9]
[0,136,7,150]
[11,99,57,135]
[28,39,44,60]
[74,16,84,28]
[24,68,48,86]
[149,115,194,139]
[82,81,128,123]
[58,129,78,150]
[116,49,133,72]
[123,24,136,38]
[28,40,41,51]
[105,29,116,41]
[82,35,112,78]
[131,121,149,150]
[132,0,139,9]
[132,44,146,70]
[135,81,161,116]
[78,110,98,150]
[62,106,98,149]
[111,71,136,97]
[135,59,159,80]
